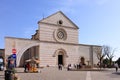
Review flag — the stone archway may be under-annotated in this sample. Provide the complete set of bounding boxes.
[16,43,40,67]
[19,45,39,67]
[58,51,64,65]
[80,56,85,65]
[53,48,68,66]
[53,48,68,57]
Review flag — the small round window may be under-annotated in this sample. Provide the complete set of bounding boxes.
[57,31,65,39]
[58,20,63,25]
[54,28,67,42]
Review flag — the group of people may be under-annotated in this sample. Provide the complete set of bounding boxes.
[58,63,86,71]
[67,63,85,71]
[67,64,72,70]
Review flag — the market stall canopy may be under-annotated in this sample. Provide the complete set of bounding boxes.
[25,57,40,63]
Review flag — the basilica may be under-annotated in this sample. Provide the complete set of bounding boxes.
[5,11,100,67]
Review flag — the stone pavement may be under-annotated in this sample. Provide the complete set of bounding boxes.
[0,67,120,80]
[0,70,4,80]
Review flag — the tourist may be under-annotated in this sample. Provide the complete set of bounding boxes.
[27,63,30,72]
[58,64,61,70]
[67,64,72,71]
[58,64,62,70]
[24,63,27,72]
[60,64,62,70]
[114,62,119,72]
[74,64,76,69]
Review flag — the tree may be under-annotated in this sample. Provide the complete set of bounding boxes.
[104,45,115,67]
[103,58,109,68]
[94,46,107,68]
[116,57,120,67]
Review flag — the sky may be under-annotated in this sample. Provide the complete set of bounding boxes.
[0,0,120,61]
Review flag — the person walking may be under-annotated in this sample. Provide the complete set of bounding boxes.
[58,64,60,70]
[58,64,62,70]
[60,64,62,70]
[114,62,119,72]
[24,63,27,72]
[27,63,30,72]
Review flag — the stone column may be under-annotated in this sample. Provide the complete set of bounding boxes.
[89,46,93,68]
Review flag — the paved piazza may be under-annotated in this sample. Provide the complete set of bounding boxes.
[0,67,120,80]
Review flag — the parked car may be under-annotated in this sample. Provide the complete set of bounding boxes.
[0,58,4,71]
[0,65,4,71]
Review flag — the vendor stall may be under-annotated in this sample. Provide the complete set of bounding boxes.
[25,57,40,72]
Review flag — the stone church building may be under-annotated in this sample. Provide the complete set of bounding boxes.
[5,11,100,67]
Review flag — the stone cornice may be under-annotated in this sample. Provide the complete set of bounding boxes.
[5,37,40,42]
[38,11,79,29]
[39,22,78,30]
[39,40,101,47]
[5,37,101,47]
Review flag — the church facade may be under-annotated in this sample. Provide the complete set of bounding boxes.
[5,11,100,67]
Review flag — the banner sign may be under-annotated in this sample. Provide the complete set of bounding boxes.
[12,54,16,59]
[12,48,16,54]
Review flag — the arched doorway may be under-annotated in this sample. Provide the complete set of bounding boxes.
[53,48,68,66]
[16,42,40,67]
[80,56,86,65]
[17,43,39,67]
[58,54,63,65]
[58,55,63,65]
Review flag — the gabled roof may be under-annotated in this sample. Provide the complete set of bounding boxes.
[38,11,79,29]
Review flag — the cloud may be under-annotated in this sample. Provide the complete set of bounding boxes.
[57,0,109,9]
[94,0,109,5]
[61,0,89,6]
[51,0,110,16]
[65,0,109,6]
[50,0,90,16]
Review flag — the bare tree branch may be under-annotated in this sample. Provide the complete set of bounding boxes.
[102,45,116,67]
[93,46,108,68]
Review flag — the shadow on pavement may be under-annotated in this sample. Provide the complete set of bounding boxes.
[16,72,26,73]
[112,72,120,75]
